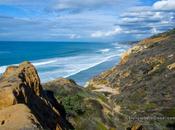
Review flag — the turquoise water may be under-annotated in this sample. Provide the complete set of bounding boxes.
[0,41,130,85]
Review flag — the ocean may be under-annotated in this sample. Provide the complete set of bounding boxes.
[0,41,131,86]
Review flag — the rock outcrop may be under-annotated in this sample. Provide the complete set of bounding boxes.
[0,62,73,130]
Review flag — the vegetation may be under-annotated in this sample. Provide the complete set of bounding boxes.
[161,108,175,117]
[43,79,115,130]
[60,93,86,116]
[143,103,157,110]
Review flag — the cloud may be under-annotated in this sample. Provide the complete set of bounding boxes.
[0,0,174,41]
[153,0,175,11]
[50,0,140,14]
[53,0,113,10]
[150,26,161,34]
[113,1,175,39]
[119,11,174,26]
[70,34,80,39]
[0,0,50,5]
[53,0,117,9]
[91,26,122,38]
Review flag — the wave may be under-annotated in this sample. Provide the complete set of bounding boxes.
[97,48,110,53]
[0,66,8,74]
[33,59,57,66]
[0,54,115,82]
[36,54,118,83]
[0,59,57,74]
[0,43,130,83]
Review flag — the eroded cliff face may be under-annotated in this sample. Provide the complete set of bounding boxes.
[87,29,175,129]
[0,62,73,130]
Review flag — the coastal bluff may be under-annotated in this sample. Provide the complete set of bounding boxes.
[86,29,175,129]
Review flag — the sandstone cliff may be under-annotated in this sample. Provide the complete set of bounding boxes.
[0,62,73,130]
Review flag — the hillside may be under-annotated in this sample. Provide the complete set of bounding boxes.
[87,28,175,129]
[44,78,117,130]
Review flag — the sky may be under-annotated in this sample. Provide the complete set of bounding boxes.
[0,0,175,41]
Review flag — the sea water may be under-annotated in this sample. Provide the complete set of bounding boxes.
[0,41,131,86]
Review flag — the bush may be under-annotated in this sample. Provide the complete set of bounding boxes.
[61,93,86,116]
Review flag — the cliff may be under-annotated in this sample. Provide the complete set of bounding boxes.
[87,28,175,129]
[0,62,73,130]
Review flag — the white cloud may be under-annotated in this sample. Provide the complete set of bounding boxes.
[70,34,80,39]
[116,0,175,36]
[153,0,175,10]
[91,26,122,38]
[53,0,116,10]
[151,27,160,34]
[51,0,140,13]
[0,0,48,6]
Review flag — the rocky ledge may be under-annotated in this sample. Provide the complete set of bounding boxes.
[0,61,73,130]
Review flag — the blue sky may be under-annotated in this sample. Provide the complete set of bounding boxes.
[0,0,174,41]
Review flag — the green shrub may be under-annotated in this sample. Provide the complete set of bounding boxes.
[61,93,86,116]
[128,104,139,110]
[161,108,175,117]
[144,103,157,110]
[96,121,108,130]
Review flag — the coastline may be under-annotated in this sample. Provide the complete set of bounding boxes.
[0,29,175,130]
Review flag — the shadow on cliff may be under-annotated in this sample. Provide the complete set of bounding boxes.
[13,86,74,130]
